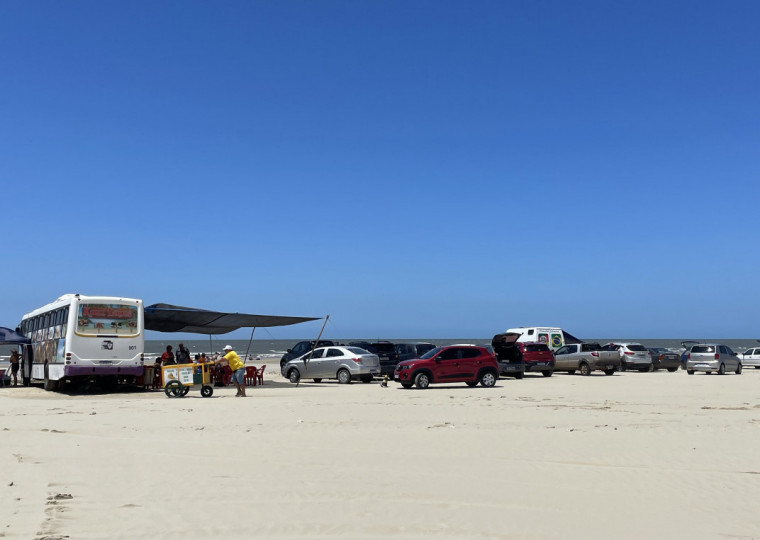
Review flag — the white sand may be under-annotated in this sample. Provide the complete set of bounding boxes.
[2,366,760,539]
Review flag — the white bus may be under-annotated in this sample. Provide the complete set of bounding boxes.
[19,294,145,390]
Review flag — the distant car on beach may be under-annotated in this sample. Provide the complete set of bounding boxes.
[393,345,499,389]
[602,343,653,372]
[739,347,760,368]
[280,340,336,368]
[348,341,399,377]
[553,343,620,375]
[647,348,681,372]
[395,342,437,362]
[686,344,742,375]
[281,346,380,384]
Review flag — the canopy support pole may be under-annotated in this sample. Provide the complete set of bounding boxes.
[243,327,256,363]
[298,314,329,388]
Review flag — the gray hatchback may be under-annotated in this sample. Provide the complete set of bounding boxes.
[686,344,742,375]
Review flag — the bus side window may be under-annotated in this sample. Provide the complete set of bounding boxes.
[63,307,69,324]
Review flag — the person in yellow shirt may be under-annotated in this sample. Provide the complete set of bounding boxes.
[216,345,246,397]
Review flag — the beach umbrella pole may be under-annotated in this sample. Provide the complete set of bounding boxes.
[297,314,330,388]
[243,327,256,363]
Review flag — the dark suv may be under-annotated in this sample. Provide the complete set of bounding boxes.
[280,340,336,368]
[348,341,398,376]
[395,342,437,362]
[393,345,499,389]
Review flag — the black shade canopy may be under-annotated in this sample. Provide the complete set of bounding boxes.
[144,304,320,335]
[0,327,30,345]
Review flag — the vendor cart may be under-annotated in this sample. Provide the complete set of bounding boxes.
[162,362,214,398]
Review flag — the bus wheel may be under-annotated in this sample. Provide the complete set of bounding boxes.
[164,380,183,398]
[43,363,57,392]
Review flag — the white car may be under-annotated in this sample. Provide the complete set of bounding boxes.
[740,348,760,368]
[602,342,653,371]
[281,346,380,384]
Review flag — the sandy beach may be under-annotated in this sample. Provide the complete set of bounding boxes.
[2,365,760,539]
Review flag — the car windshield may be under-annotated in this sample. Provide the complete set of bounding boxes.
[691,345,715,353]
[420,347,442,359]
[416,344,436,355]
[370,343,395,353]
[627,345,648,352]
[525,344,549,352]
[346,347,370,355]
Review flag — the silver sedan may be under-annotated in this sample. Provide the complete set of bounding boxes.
[281,346,380,384]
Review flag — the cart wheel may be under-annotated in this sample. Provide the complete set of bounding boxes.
[164,380,183,398]
[181,387,190,396]
[201,385,214,398]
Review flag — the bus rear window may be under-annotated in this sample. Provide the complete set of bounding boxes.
[77,304,138,335]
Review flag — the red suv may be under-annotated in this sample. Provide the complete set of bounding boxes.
[393,345,499,389]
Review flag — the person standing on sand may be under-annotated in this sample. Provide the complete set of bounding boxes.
[160,345,175,365]
[9,350,20,386]
[216,345,246,397]
[175,343,191,364]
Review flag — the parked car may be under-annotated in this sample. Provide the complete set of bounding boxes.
[648,348,681,372]
[602,343,653,371]
[553,343,620,375]
[491,334,525,379]
[395,342,437,362]
[280,340,336,368]
[281,346,380,384]
[492,333,554,378]
[393,345,499,389]
[348,341,399,377]
[686,344,742,375]
[740,347,760,369]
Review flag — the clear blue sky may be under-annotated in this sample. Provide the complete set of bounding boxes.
[1,1,758,339]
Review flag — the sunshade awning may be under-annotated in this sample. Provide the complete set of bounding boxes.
[144,304,320,335]
[0,327,31,345]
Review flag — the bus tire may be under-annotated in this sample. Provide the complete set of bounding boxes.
[43,363,57,392]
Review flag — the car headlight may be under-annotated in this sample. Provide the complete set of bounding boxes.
[398,364,411,370]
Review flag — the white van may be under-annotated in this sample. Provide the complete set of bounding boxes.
[504,327,582,351]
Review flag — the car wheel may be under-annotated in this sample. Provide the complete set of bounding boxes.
[735,363,742,375]
[514,371,524,379]
[312,378,322,383]
[687,370,694,375]
[414,372,430,389]
[401,383,413,389]
[718,363,725,375]
[604,369,615,375]
[288,369,300,384]
[465,381,478,387]
[567,370,576,375]
[620,362,627,372]
[579,363,591,376]
[480,370,496,387]
[667,368,677,372]
[360,375,373,383]
[542,369,553,377]
[337,369,351,384]
[647,363,654,372]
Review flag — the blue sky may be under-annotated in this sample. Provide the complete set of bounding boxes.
[1,1,758,339]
